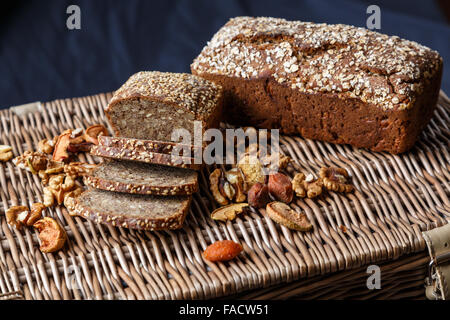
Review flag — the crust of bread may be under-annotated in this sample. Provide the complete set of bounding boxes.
[90,145,203,170]
[83,174,198,196]
[98,136,203,158]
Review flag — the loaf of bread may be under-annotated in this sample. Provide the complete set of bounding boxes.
[70,188,191,230]
[191,17,443,154]
[84,160,198,196]
[105,71,223,143]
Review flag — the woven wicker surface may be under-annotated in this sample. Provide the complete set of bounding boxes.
[0,91,448,300]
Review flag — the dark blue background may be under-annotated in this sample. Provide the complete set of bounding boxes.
[0,0,449,109]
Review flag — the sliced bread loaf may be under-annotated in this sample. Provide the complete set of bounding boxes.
[90,145,202,170]
[98,135,202,158]
[105,71,223,143]
[83,160,198,195]
[70,188,191,230]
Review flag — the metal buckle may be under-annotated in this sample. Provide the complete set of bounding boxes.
[426,251,450,299]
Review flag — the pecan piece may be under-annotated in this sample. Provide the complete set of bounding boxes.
[292,173,323,198]
[225,168,246,203]
[266,201,313,232]
[319,167,354,193]
[33,217,67,253]
[268,172,293,203]
[209,168,229,205]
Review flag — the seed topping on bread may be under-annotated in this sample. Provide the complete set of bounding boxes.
[192,16,442,110]
[109,71,222,119]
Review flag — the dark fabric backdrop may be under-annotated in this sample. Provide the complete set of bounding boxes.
[0,0,449,109]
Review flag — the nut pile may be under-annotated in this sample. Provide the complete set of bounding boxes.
[13,125,107,210]
[208,130,355,234]
[6,204,67,253]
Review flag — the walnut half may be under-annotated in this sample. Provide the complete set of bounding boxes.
[319,167,354,193]
[292,173,323,199]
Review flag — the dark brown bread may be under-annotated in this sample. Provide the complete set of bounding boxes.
[90,145,202,170]
[191,17,443,154]
[84,160,198,195]
[98,135,202,158]
[105,71,223,144]
[70,188,191,230]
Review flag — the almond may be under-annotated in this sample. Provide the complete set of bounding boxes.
[203,240,243,262]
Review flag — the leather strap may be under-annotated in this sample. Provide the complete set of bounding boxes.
[423,224,450,300]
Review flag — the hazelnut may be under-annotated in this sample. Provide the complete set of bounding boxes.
[248,183,270,208]
[268,173,293,203]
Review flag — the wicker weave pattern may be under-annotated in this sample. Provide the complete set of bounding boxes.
[0,92,448,300]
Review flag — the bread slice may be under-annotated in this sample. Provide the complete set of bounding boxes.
[90,145,202,170]
[105,71,223,143]
[84,160,198,195]
[98,135,202,158]
[70,188,191,230]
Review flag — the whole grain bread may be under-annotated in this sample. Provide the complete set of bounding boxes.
[191,17,443,154]
[84,160,198,195]
[69,188,191,230]
[105,71,223,144]
[90,145,202,170]
[98,135,202,159]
